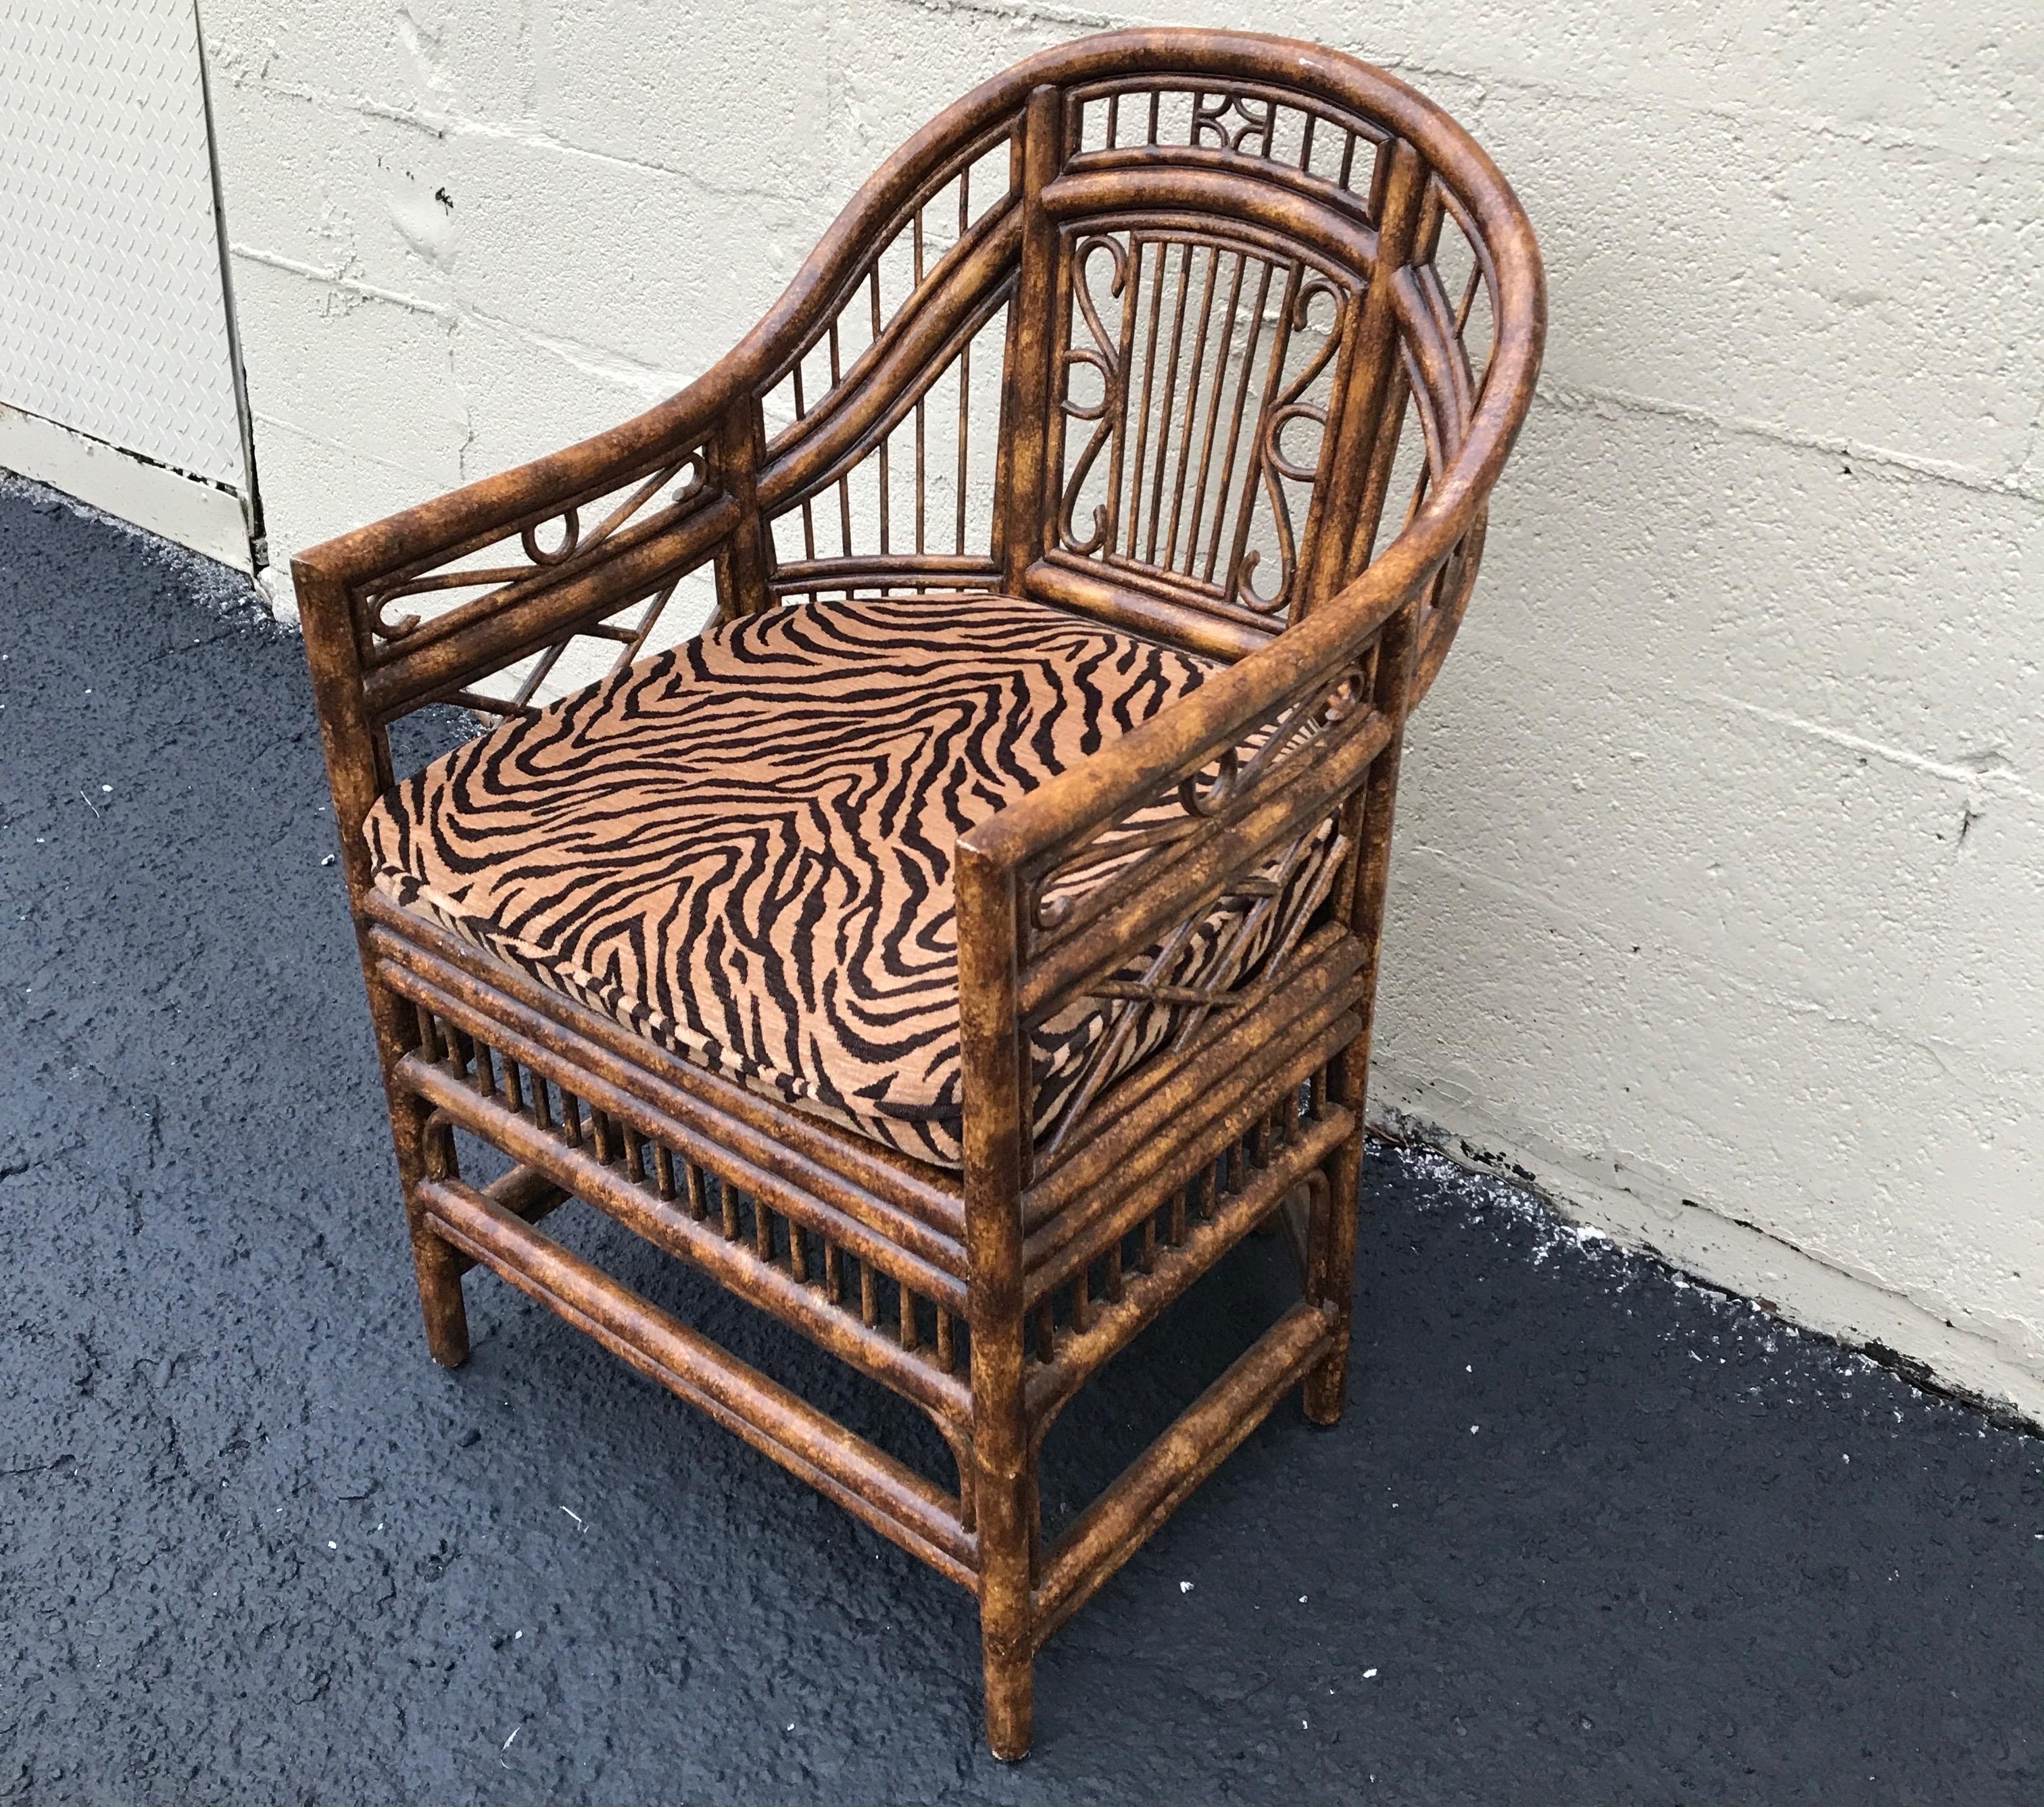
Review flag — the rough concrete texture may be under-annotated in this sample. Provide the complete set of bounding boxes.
[4,485,2042,1801]
[192,1,2044,1420]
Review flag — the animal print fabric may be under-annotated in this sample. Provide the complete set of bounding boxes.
[366,592,1332,1168]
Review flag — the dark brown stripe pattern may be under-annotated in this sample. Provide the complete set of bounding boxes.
[366,593,1334,1165]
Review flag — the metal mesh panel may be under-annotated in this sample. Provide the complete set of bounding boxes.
[0,0,245,489]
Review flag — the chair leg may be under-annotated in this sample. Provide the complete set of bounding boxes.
[360,963,472,1369]
[974,1422,1037,1760]
[404,1205,472,1368]
[981,1615,1034,1761]
[393,1087,470,1368]
[1302,1129,1365,1427]
[967,1353,1039,1761]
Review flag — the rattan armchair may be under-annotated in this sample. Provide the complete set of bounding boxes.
[294,29,1543,1759]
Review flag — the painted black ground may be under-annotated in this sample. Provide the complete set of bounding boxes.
[1,479,2038,1805]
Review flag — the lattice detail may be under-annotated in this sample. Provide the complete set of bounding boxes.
[1069,80,1392,222]
[349,445,721,714]
[1375,176,1505,693]
[1025,1075,1332,1369]
[1046,226,1353,623]
[1031,800,1343,1166]
[756,121,1019,600]
[1429,182,1499,418]
[1025,655,1373,958]
[410,1004,963,1382]
[764,295,1014,597]
[762,125,1017,453]
[358,449,709,655]
[1015,656,1383,1164]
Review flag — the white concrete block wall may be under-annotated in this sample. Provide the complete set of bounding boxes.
[199,1,2044,1418]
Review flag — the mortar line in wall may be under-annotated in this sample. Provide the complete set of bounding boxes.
[229,245,445,317]
[1396,838,2033,1079]
[226,246,689,385]
[910,3,2044,170]
[1371,53,2044,168]
[861,2,2044,166]
[447,113,794,204]
[1399,837,1633,952]
[890,2,2044,168]
[1371,1087,1890,1295]
[240,77,795,203]
[248,410,445,478]
[1073,10,2044,171]
[487,320,679,389]
[1538,377,2044,505]
[892,0,1119,32]
[233,255,2042,514]
[1430,59,2044,170]
[1688,689,2041,804]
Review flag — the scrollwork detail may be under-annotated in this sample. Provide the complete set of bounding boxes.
[1232,276,1348,614]
[1027,656,1371,963]
[1055,234,1129,558]
[1176,748,1242,819]
[362,449,711,649]
[371,596,424,642]
[521,509,583,567]
[1190,91,1277,158]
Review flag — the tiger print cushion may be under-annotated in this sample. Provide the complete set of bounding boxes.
[366,593,1330,1168]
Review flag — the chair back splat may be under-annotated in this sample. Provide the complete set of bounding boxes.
[292,29,1544,1760]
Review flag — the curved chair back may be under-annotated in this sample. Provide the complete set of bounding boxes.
[748,30,1544,700]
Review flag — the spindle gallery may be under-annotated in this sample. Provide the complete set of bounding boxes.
[293,29,1544,1758]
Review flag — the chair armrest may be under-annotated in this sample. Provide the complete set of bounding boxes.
[953,559,1427,1185]
[289,357,763,728]
[961,560,1420,892]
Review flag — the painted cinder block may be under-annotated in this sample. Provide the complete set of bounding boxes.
[1428,80,2044,480]
[441,130,812,372]
[245,407,462,583]
[228,255,470,480]
[1425,401,2044,827]
[210,82,462,314]
[525,0,834,195]
[202,0,531,128]
[1170,0,2044,157]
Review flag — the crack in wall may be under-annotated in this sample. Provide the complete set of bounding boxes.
[1697,689,2039,805]
[1539,378,2044,507]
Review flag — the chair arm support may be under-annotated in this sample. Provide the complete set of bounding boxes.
[285,354,772,726]
[289,366,747,599]
[953,560,1426,1183]
[958,558,1424,883]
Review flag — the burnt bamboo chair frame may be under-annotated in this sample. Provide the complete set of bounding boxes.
[293,29,1544,1760]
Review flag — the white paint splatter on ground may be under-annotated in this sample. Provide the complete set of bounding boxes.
[1376,1143,2033,1437]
